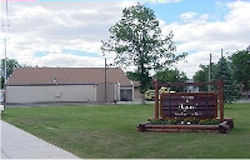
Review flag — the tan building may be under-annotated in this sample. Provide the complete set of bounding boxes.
[6,67,135,104]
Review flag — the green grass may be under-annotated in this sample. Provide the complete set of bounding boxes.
[2,103,250,158]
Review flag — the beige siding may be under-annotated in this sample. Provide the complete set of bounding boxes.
[96,83,118,103]
[6,85,96,103]
[134,87,143,100]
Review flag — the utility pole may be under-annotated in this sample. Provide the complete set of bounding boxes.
[2,0,9,110]
[104,58,107,103]
[221,48,223,58]
[3,38,7,110]
[208,53,212,92]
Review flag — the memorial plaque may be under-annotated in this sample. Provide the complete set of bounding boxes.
[160,93,217,119]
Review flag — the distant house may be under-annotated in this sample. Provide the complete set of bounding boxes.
[6,67,137,104]
[184,80,199,93]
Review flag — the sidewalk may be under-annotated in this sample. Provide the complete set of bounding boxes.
[0,120,79,159]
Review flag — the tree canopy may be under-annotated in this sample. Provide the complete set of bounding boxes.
[193,55,241,103]
[215,56,240,103]
[1,58,21,79]
[230,49,250,92]
[101,3,186,95]
[193,64,217,91]
[1,58,21,88]
[154,68,188,91]
[154,68,188,83]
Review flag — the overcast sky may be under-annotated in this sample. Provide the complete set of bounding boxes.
[0,0,250,78]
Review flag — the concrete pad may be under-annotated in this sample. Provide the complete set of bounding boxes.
[0,120,79,159]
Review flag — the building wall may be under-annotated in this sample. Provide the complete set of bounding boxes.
[6,85,97,104]
[96,83,118,103]
[134,87,143,100]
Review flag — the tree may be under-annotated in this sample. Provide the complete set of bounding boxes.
[1,58,21,88]
[1,59,21,78]
[101,3,185,102]
[1,77,4,89]
[154,68,188,91]
[126,71,140,81]
[154,68,187,82]
[193,64,217,91]
[215,56,240,103]
[230,49,250,97]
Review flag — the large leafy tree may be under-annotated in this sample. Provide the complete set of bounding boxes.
[101,3,185,98]
[230,49,250,96]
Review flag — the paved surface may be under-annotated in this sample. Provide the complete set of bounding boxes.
[0,119,79,159]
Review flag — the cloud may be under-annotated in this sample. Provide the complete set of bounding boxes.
[161,1,250,78]
[0,0,182,70]
[0,1,129,67]
[180,12,197,21]
[30,53,104,68]
[146,0,182,4]
[1,0,250,79]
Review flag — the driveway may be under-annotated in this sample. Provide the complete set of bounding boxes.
[0,120,79,159]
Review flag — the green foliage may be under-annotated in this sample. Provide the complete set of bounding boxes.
[126,71,140,81]
[154,68,188,91]
[199,119,220,125]
[154,68,188,83]
[1,58,21,78]
[150,119,169,124]
[149,118,220,125]
[101,3,186,94]
[193,64,217,91]
[1,58,21,89]
[193,55,241,103]
[230,49,250,93]
[1,77,4,89]
[215,57,240,103]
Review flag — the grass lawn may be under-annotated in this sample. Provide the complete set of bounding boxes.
[2,103,250,158]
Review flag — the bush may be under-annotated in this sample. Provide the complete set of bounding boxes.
[149,118,220,125]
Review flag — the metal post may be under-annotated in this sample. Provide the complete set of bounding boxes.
[2,0,9,111]
[221,48,223,58]
[3,38,7,110]
[218,80,224,122]
[208,53,212,92]
[104,58,107,103]
[154,80,159,120]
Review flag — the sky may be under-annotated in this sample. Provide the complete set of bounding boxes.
[0,0,250,78]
